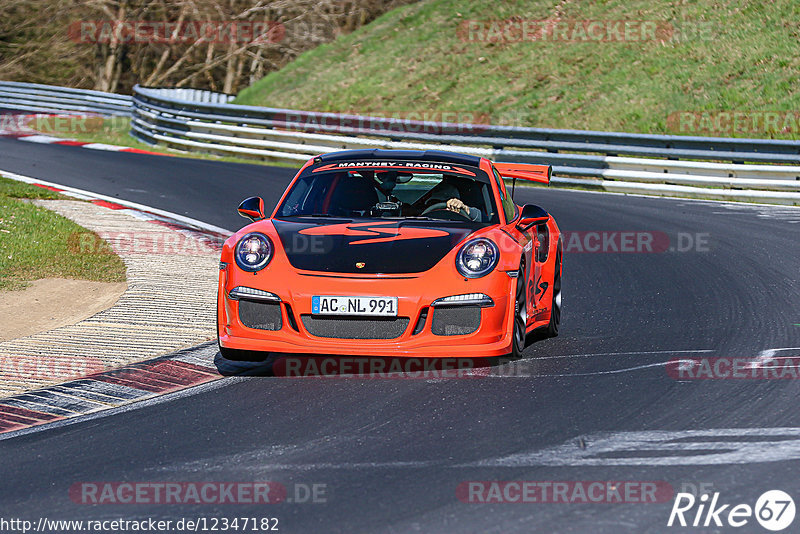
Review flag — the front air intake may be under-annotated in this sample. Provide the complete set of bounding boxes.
[238,300,282,331]
[301,316,410,339]
[431,306,481,336]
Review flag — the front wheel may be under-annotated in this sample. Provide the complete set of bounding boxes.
[507,260,527,359]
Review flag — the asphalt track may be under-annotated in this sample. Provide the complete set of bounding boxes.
[2,136,800,533]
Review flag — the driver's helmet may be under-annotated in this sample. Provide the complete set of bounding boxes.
[427,175,465,205]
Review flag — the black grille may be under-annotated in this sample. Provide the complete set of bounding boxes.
[301,315,410,339]
[431,306,481,336]
[239,300,282,330]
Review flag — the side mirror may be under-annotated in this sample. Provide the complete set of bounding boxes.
[517,204,549,232]
[238,196,266,222]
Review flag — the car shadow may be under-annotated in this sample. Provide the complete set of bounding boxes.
[213,351,514,378]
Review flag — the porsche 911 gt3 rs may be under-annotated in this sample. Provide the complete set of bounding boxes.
[217,149,562,361]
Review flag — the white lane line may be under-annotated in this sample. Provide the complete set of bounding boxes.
[154,428,800,471]
[205,461,438,471]
[484,361,680,378]
[469,428,800,467]
[747,347,800,369]
[0,169,232,236]
[529,349,713,361]
[81,143,127,151]
[122,209,157,221]
[551,182,800,209]
[17,135,70,144]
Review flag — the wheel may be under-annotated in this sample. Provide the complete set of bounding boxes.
[545,248,562,337]
[508,260,527,359]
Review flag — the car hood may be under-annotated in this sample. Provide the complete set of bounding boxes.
[272,218,483,274]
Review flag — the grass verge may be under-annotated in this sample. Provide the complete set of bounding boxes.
[235,0,800,139]
[0,176,126,291]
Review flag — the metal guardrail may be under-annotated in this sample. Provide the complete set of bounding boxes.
[131,85,800,205]
[132,86,800,163]
[0,81,132,116]
[1,81,798,204]
[135,87,235,105]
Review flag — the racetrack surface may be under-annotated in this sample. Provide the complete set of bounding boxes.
[0,136,294,231]
[2,136,800,532]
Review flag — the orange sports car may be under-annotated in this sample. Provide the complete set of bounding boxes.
[217,149,561,361]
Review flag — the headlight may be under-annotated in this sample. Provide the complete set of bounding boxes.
[456,238,499,278]
[234,232,273,272]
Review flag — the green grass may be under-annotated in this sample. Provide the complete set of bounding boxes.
[235,0,800,139]
[0,176,127,291]
[46,116,159,151]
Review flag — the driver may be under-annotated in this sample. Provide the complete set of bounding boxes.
[422,176,482,222]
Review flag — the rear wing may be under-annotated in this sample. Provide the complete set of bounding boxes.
[494,162,552,185]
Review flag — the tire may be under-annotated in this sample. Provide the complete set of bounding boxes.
[507,260,527,359]
[545,248,562,338]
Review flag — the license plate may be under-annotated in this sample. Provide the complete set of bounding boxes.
[312,296,398,317]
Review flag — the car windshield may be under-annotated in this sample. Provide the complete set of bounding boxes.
[276,166,499,224]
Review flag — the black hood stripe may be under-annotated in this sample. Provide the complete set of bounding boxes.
[273,218,480,274]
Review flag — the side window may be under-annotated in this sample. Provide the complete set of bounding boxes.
[279,175,313,216]
[492,167,516,222]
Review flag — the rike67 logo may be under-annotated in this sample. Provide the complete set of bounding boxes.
[668,490,795,531]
